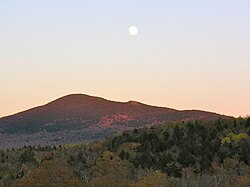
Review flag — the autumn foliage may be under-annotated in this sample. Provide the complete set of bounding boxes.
[0,117,250,187]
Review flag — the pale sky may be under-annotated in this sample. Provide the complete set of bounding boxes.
[0,0,250,117]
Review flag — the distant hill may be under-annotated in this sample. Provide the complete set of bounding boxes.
[0,94,231,147]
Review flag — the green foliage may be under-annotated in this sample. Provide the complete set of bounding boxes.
[1,117,250,186]
[221,137,231,144]
[221,132,249,144]
[223,158,237,170]
[19,149,36,164]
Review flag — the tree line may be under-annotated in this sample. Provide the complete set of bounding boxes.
[0,117,250,186]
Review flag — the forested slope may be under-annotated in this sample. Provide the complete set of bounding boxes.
[1,117,250,187]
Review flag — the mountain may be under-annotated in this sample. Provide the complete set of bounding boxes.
[0,94,230,147]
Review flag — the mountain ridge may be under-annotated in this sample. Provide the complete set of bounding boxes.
[0,94,232,148]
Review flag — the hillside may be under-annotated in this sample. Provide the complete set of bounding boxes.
[1,118,250,187]
[0,94,229,147]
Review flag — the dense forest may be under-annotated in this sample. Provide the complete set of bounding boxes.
[0,117,250,187]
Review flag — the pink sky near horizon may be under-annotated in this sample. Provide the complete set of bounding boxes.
[1,1,250,118]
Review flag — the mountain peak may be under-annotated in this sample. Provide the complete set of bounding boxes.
[47,93,106,106]
[127,100,142,106]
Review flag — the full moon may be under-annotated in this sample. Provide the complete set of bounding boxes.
[129,26,138,36]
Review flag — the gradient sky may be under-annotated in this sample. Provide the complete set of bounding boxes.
[0,0,250,117]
